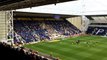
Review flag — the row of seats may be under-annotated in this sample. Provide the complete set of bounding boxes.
[0,42,57,60]
[14,20,81,43]
[86,26,107,36]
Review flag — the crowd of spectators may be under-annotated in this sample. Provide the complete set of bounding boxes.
[0,42,58,60]
[14,20,81,43]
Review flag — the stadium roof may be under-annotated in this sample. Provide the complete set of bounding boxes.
[0,0,75,11]
[14,11,78,19]
[16,0,107,15]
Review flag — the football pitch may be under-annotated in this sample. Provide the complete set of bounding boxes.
[24,35,107,60]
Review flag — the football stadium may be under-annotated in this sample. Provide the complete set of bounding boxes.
[0,0,107,60]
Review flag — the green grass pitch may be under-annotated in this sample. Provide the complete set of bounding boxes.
[24,35,107,60]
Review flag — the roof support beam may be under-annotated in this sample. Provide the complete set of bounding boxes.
[0,0,74,11]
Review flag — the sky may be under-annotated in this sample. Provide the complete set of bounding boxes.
[16,0,107,15]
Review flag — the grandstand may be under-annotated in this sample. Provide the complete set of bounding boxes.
[13,11,81,43]
[86,15,107,36]
[0,0,107,60]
